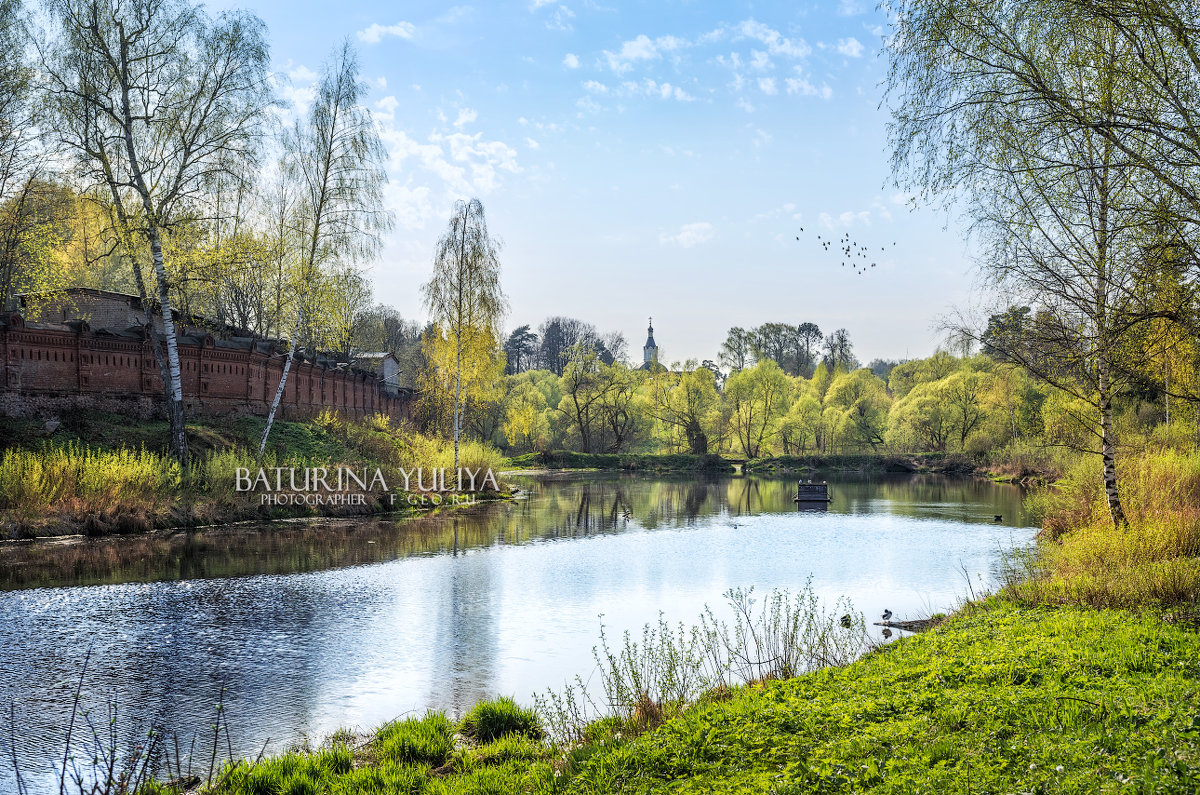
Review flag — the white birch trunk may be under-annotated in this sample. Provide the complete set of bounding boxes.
[150,233,188,464]
[453,331,462,471]
[259,334,297,457]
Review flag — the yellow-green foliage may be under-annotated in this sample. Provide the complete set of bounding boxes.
[1015,447,1200,608]
[0,443,180,516]
[313,410,505,479]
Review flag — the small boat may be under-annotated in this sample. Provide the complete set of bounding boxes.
[794,480,832,503]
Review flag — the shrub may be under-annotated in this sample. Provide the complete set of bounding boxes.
[459,697,543,744]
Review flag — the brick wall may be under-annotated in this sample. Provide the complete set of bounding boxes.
[0,312,416,422]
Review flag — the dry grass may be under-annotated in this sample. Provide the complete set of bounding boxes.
[1012,447,1200,608]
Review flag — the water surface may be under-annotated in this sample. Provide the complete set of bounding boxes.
[0,473,1033,792]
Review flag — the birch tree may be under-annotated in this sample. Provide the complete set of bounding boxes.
[0,0,34,220]
[886,1,1180,525]
[39,0,273,463]
[258,41,391,455]
[422,198,508,469]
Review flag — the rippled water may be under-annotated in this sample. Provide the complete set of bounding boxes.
[0,473,1033,793]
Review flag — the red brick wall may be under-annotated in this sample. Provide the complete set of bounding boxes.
[0,315,415,422]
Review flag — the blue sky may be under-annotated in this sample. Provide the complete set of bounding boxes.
[214,0,977,365]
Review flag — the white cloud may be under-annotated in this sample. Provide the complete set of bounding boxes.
[357,21,416,44]
[736,96,755,113]
[749,50,772,70]
[836,37,864,57]
[545,5,575,31]
[525,137,540,150]
[375,96,400,117]
[758,77,777,95]
[735,20,810,59]
[373,114,522,231]
[838,0,865,15]
[603,34,685,73]
[576,96,603,114]
[604,34,660,73]
[785,68,833,100]
[288,64,318,83]
[563,53,580,68]
[819,208,875,230]
[660,222,714,248]
[751,202,799,222]
[583,80,608,93]
[453,107,478,128]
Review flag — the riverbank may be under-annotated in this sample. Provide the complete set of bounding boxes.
[0,411,509,540]
[502,450,737,472]
[503,446,1064,484]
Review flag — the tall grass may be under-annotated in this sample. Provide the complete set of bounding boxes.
[0,413,508,531]
[1013,446,1200,608]
[312,410,505,482]
[0,443,181,518]
[536,584,866,742]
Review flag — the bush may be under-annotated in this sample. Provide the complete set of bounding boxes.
[459,697,543,744]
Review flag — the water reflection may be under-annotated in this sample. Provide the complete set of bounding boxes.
[0,474,1033,795]
[0,474,1030,590]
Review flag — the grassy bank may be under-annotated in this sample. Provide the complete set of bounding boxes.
[0,411,507,539]
[120,602,1195,795]
[502,450,736,472]
[504,445,1068,483]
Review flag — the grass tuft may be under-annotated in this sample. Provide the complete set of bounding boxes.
[459,697,543,744]
[374,711,455,768]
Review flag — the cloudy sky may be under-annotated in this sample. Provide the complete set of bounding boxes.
[212,0,978,365]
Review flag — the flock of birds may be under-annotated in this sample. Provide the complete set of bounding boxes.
[795,226,895,275]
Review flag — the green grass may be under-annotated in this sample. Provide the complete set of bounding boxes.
[200,603,1200,794]
[459,696,544,744]
[375,711,456,768]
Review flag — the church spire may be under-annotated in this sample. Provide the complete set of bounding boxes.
[643,317,658,366]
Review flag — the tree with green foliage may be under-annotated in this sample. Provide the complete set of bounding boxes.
[824,369,890,451]
[885,2,1191,524]
[644,364,720,454]
[723,359,791,458]
[41,0,274,464]
[423,198,508,469]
